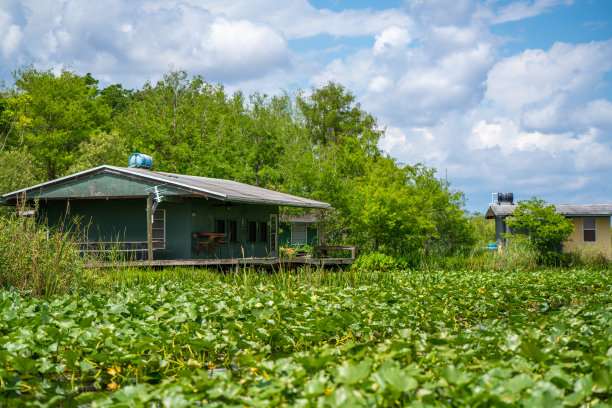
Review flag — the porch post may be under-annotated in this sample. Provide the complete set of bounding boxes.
[147,193,154,261]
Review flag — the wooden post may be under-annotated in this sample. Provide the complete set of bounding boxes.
[147,193,153,261]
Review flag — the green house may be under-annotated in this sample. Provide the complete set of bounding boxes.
[0,165,330,260]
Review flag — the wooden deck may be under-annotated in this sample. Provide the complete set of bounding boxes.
[87,257,355,269]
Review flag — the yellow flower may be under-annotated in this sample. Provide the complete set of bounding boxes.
[107,382,121,391]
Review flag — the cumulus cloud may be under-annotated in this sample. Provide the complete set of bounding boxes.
[486,40,612,132]
[0,0,291,86]
[373,26,411,55]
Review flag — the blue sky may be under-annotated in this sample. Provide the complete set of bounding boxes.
[1,0,612,212]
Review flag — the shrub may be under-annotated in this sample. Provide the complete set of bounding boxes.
[351,252,408,272]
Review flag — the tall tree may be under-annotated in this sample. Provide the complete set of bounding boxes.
[118,70,233,176]
[411,166,475,255]
[11,67,111,178]
[282,82,385,237]
[296,82,381,153]
[230,92,292,187]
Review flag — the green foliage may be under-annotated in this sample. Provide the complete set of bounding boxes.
[0,213,84,297]
[66,130,128,174]
[0,148,45,195]
[1,267,610,406]
[1,68,479,256]
[118,70,234,176]
[468,212,496,246]
[228,92,293,188]
[348,158,474,255]
[283,82,384,240]
[12,67,112,178]
[296,82,381,152]
[504,197,574,262]
[350,252,409,272]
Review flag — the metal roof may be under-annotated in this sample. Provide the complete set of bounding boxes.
[1,165,331,209]
[280,214,319,224]
[485,204,612,219]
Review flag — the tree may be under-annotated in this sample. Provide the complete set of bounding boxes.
[468,212,495,246]
[296,82,381,153]
[347,156,416,252]
[227,92,291,187]
[11,67,112,179]
[504,197,574,260]
[410,166,475,255]
[0,88,31,153]
[66,130,128,174]
[347,158,474,255]
[118,70,233,177]
[281,82,385,239]
[0,148,45,195]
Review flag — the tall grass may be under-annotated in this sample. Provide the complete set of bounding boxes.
[350,246,540,272]
[84,264,403,294]
[426,245,540,271]
[0,213,85,297]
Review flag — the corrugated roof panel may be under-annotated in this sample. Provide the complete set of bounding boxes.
[1,165,331,209]
[486,204,612,218]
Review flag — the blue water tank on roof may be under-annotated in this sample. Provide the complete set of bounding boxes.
[129,153,153,169]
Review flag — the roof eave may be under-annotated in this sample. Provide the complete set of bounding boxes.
[561,213,612,217]
[227,197,331,209]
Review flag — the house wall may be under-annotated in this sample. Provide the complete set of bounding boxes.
[279,224,320,247]
[564,216,612,259]
[494,217,506,243]
[39,198,192,260]
[190,200,278,259]
[39,197,279,260]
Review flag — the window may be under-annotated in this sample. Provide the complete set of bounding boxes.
[270,214,278,255]
[152,210,165,249]
[583,217,596,242]
[248,221,257,242]
[259,221,267,243]
[291,225,307,246]
[228,220,237,242]
[215,219,225,234]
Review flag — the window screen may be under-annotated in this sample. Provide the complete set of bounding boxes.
[583,217,596,242]
[291,225,307,245]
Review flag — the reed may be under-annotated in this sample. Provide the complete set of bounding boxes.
[0,213,85,297]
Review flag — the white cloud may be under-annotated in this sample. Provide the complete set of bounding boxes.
[0,0,291,86]
[486,40,612,131]
[379,126,409,156]
[0,7,22,58]
[491,0,574,24]
[469,118,578,154]
[149,0,414,39]
[373,26,411,56]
